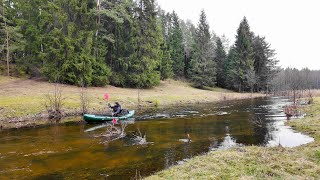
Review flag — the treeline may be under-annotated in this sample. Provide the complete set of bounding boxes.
[0,0,278,91]
[272,68,320,93]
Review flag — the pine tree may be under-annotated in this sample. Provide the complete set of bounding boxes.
[215,37,227,87]
[168,11,184,78]
[190,10,216,88]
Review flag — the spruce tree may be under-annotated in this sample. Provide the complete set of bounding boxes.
[252,36,278,91]
[168,11,184,78]
[159,41,173,80]
[225,46,240,90]
[158,8,173,80]
[234,17,254,92]
[38,0,111,86]
[125,0,162,88]
[180,20,196,78]
[215,37,227,87]
[191,10,216,88]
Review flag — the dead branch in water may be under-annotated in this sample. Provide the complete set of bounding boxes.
[130,128,153,145]
[252,116,264,128]
[98,122,128,143]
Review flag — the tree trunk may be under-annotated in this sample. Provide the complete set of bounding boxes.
[6,26,10,76]
[96,0,101,35]
[293,89,296,105]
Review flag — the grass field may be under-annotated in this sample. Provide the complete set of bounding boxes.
[0,76,263,128]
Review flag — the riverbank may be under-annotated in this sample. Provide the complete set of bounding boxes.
[146,98,320,179]
[0,76,264,129]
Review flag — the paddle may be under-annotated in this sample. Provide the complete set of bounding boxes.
[104,93,110,115]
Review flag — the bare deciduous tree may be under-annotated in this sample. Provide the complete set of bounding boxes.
[80,79,89,115]
[44,83,65,121]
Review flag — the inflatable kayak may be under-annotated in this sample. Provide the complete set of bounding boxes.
[83,110,135,123]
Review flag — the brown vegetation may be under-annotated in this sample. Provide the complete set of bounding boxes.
[0,76,264,129]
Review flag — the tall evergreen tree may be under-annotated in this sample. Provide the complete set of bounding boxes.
[233,17,254,92]
[252,35,278,91]
[124,0,162,88]
[39,0,111,86]
[168,11,184,77]
[99,0,136,86]
[225,46,240,90]
[159,41,173,80]
[215,37,227,87]
[158,8,173,80]
[180,19,196,78]
[190,10,216,88]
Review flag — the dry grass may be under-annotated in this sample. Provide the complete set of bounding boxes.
[146,98,320,179]
[0,76,264,127]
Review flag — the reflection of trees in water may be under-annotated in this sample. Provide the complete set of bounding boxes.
[212,99,269,146]
[209,126,239,150]
[249,98,294,146]
[251,114,269,145]
[164,147,176,168]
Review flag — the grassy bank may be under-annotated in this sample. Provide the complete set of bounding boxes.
[146,98,320,179]
[0,76,263,129]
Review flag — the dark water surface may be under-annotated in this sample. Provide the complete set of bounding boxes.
[0,97,313,179]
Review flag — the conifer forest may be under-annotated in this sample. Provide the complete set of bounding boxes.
[1,0,311,92]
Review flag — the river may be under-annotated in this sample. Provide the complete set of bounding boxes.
[0,97,314,179]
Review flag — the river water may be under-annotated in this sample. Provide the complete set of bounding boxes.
[0,97,314,179]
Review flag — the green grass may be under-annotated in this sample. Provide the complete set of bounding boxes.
[146,98,320,179]
[0,95,44,117]
[0,93,102,119]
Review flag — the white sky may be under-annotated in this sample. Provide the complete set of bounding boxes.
[156,0,320,70]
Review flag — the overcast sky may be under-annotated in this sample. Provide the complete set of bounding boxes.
[156,0,320,70]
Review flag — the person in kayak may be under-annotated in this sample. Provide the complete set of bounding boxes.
[108,102,122,116]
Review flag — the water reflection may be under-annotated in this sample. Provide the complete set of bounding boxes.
[266,121,314,147]
[0,97,314,179]
[256,98,314,147]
